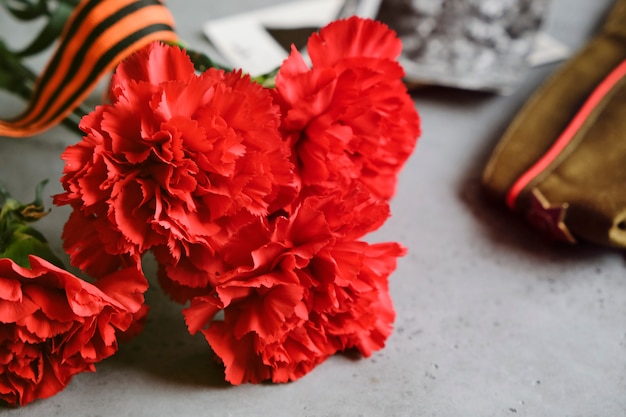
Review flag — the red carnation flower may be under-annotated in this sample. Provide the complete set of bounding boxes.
[274,17,420,200]
[55,43,296,275]
[0,256,147,406]
[183,189,405,384]
[153,242,222,303]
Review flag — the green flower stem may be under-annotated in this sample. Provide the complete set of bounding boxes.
[0,181,65,269]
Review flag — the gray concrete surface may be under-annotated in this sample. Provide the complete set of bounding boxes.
[1,1,624,416]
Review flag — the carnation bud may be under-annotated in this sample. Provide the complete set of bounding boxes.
[0,180,64,268]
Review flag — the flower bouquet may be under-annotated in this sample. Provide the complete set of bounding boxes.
[0,0,420,406]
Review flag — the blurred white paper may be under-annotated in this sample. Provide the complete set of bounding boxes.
[203,0,343,76]
[528,32,570,66]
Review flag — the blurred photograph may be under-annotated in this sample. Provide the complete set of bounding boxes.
[374,0,552,92]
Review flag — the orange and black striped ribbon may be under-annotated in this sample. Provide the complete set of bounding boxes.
[0,0,178,138]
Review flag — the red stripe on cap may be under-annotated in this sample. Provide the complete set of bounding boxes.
[506,58,626,209]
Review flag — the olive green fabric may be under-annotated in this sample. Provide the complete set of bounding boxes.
[482,0,626,247]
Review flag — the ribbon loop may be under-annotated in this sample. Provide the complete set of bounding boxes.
[0,0,178,138]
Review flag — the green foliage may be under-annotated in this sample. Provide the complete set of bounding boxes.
[0,181,65,269]
[0,0,79,57]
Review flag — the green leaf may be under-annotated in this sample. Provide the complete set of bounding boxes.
[0,181,65,269]
[0,0,49,21]
[0,39,37,82]
[0,67,17,91]
[58,0,80,7]
[0,227,64,269]
[0,63,29,96]
[16,2,74,57]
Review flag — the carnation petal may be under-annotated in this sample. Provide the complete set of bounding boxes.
[231,283,304,340]
[67,288,107,317]
[0,256,141,406]
[111,179,157,250]
[0,298,39,323]
[203,323,272,385]
[22,285,76,324]
[277,67,338,127]
[94,265,148,314]
[183,296,222,334]
[308,17,402,67]
[111,42,195,91]
[0,277,21,302]
[32,359,72,404]
[61,210,130,278]
[18,313,75,340]
[277,45,311,79]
